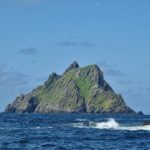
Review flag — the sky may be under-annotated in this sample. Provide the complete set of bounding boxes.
[0,0,150,114]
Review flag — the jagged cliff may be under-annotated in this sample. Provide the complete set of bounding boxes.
[5,61,135,114]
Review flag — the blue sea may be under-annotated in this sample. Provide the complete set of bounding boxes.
[0,113,150,150]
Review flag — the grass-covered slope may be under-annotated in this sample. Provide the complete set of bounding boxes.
[5,61,135,114]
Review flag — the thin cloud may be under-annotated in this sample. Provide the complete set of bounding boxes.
[56,41,78,47]
[97,61,125,77]
[121,85,150,96]
[56,40,95,48]
[0,64,28,91]
[105,69,126,77]
[136,86,150,92]
[0,64,31,112]
[117,80,132,85]
[36,76,47,82]
[18,47,38,55]
[97,61,115,69]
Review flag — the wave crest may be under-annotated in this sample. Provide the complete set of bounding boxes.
[73,118,150,131]
[95,118,119,129]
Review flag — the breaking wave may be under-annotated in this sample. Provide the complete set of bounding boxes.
[95,118,119,129]
[73,118,150,131]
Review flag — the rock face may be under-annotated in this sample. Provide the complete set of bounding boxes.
[5,62,135,114]
[143,121,150,126]
[137,111,144,115]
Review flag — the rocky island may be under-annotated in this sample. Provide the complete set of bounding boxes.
[5,61,136,114]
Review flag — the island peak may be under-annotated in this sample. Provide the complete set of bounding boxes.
[64,61,79,73]
[5,62,136,114]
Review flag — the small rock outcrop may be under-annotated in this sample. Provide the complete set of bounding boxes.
[143,121,150,126]
[5,61,136,114]
[137,111,144,115]
[64,61,79,74]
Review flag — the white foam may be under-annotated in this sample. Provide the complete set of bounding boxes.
[95,118,119,129]
[72,122,89,128]
[119,125,150,131]
[34,126,53,129]
[73,118,150,131]
[76,119,89,122]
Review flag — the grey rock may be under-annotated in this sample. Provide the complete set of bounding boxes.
[64,61,79,74]
[143,121,150,126]
[137,111,144,115]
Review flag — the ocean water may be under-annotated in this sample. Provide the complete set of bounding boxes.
[0,113,150,150]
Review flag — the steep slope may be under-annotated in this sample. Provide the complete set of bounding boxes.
[5,61,135,114]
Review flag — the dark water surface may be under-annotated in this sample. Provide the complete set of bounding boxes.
[0,113,150,150]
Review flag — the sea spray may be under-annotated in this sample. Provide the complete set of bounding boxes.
[95,118,119,129]
[119,125,150,131]
[73,118,150,131]
[73,118,119,129]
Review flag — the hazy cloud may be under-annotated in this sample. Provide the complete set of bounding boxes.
[136,86,150,92]
[117,80,133,85]
[105,69,126,77]
[18,47,38,55]
[97,61,125,77]
[122,85,150,97]
[56,40,95,48]
[97,61,115,69]
[56,41,78,47]
[36,76,47,82]
[0,64,28,91]
[0,63,31,112]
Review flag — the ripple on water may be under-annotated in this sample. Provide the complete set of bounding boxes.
[0,113,150,149]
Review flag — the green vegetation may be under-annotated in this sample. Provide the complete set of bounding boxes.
[76,77,91,99]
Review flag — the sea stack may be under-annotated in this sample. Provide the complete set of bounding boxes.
[5,61,136,114]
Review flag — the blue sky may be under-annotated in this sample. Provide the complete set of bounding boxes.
[0,0,150,114]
